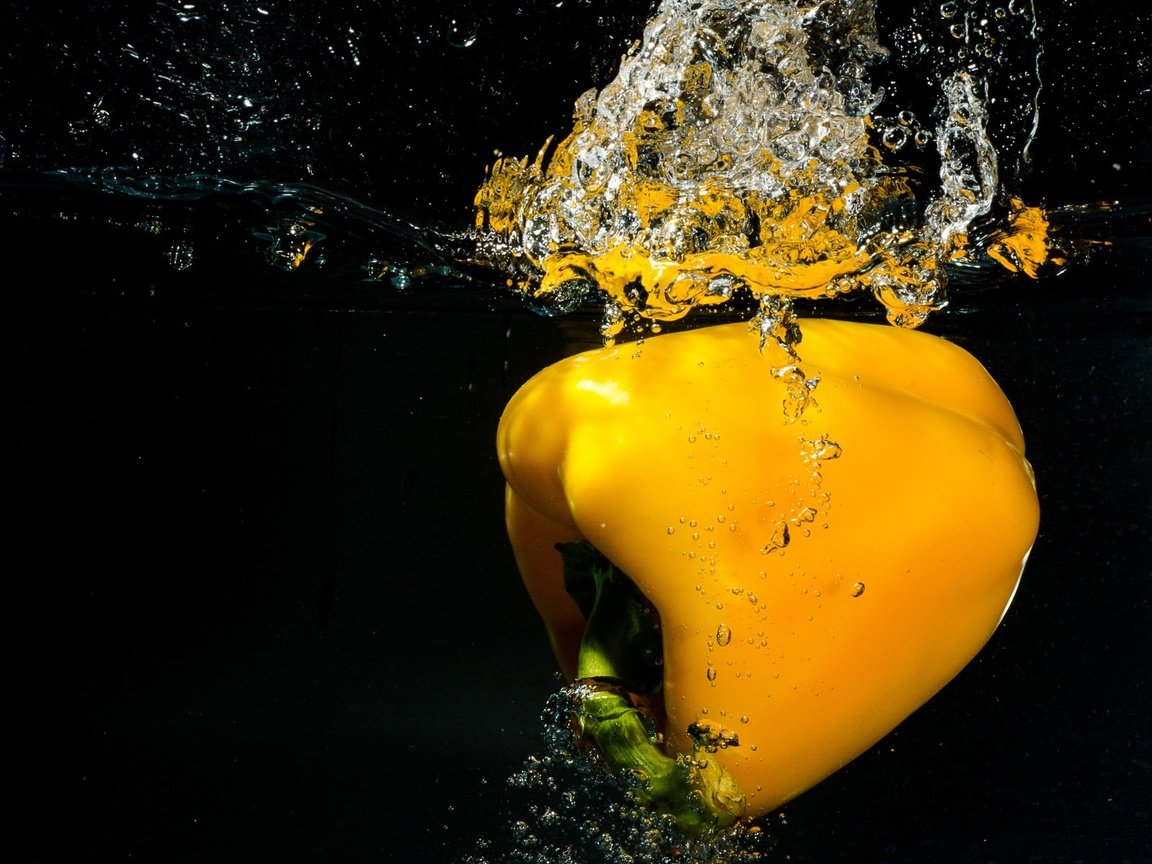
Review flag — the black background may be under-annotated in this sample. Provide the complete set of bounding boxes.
[2,1,1149,862]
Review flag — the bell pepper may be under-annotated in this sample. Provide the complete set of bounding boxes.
[497,318,1038,835]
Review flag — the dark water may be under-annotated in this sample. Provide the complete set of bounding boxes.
[3,2,1149,863]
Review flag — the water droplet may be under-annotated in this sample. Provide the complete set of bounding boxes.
[716,624,733,646]
[706,667,718,682]
[666,526,675,535]
[851,581,866,597]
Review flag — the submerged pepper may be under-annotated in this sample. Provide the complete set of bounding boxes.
[497,319,1039,833]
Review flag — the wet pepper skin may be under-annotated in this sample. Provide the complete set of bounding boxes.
[497,319,1039,819]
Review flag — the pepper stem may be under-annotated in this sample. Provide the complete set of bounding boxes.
[558,541,747,837]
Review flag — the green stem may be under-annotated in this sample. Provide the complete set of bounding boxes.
[558,542,746,837]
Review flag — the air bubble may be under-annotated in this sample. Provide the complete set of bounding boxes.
[882,127,908,150]
[168,239,194,271]
[802,435,842,462]
[793,508,817,525]
[445,18,479,48]
[760,522,790,553]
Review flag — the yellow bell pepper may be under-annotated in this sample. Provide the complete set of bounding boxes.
[497,318,1038,834]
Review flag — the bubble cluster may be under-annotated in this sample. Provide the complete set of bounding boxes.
[462,685,775,864]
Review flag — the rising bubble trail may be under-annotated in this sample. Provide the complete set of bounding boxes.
[461,684,774,864]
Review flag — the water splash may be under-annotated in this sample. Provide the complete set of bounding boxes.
[472,0,1052,344]
[37,167,478,291]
